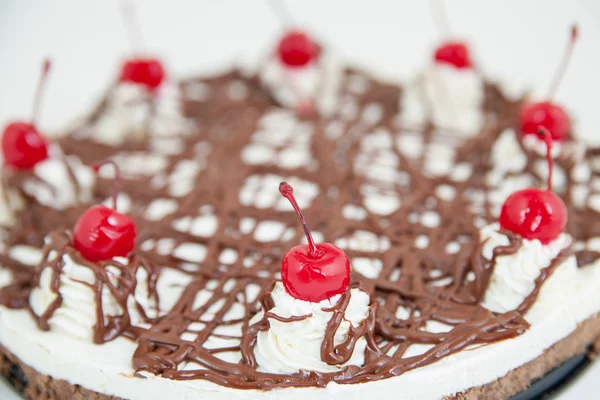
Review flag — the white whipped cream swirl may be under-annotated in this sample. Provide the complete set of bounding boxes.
[253,282,370,374]
[400,63,483,137]
[0,150,93,225]
[260,51,343,117]
[29,235,193,342]
[22,154,95,210]
[29,252,124,341]
[92,81,191,146]
[480,223,575,314]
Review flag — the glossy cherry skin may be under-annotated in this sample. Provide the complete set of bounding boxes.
[73,205,136,262]
[434,41,473,69]
[277,31,318,68]
[281,242,350,302]
[499,188,567,244]
[119,58,165,90]
[520,101,571,142]
[2,122,49,169]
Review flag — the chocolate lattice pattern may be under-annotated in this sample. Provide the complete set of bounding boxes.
[2,67,600,389]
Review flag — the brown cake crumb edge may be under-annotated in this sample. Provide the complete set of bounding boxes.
[0,345,122,400]
[0,314,599,400]
[448,313,600,400]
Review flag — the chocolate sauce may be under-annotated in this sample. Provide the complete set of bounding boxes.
[264,312,312,323]
[0,67,599,390]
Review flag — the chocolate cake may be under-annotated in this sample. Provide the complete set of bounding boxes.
[0,22,599,400]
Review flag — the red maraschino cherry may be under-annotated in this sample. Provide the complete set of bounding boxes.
[431,0,473,69]
[279,182,350,302]
[499,127,567,244]
[1,60,51,169]
[118,1,165,90]
[434,41,473,69]
[277,31,318,68]
[520,25,578,142]
[73,161,136,262]
[267,0,317,67]
[119,58,165,90]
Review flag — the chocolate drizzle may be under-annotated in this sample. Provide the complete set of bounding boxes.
[0,66,599,390]
[319,289,372,365]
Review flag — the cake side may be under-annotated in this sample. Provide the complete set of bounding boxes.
[0,345,121,400]
[447,313,600,400]
[1,314,598,400]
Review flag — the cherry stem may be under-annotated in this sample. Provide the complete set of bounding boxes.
[536,127,554,192]
[93,161,121,210]
[31,59,51,127]
[279,181,318,257]
[266,0,295,27]
[430,0,451,39]
[120,0,145,54]
[547,24,578,100]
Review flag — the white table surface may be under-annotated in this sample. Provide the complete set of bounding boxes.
[0,0,598,398]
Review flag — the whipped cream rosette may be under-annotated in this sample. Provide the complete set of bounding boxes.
[251,182,374,373]
[257,29,343,117]
[479,223,576,314]
[253,282,372,374]
[90,81,192,146]
[399,62,484,137]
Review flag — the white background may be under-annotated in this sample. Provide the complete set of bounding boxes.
[0,0,598,398]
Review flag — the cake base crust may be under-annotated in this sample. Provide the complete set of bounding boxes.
[447,313,600,400]
[0,313,599,400]
[0,345,122,400]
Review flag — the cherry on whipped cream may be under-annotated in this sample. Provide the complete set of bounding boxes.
[266,0,318,115]
[279,182,350,302]
[119,58,165,90]
[73,161,136,262]
[118,1,165,90]
[430,0,473,69]
[2,60,51,169]
[520,25,578,142]
[277,30,318,68]
[434,41,473,69]
[276,31,318,117]
[499,127,567,244]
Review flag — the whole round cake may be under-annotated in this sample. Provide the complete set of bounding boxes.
[0,9,599,400]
